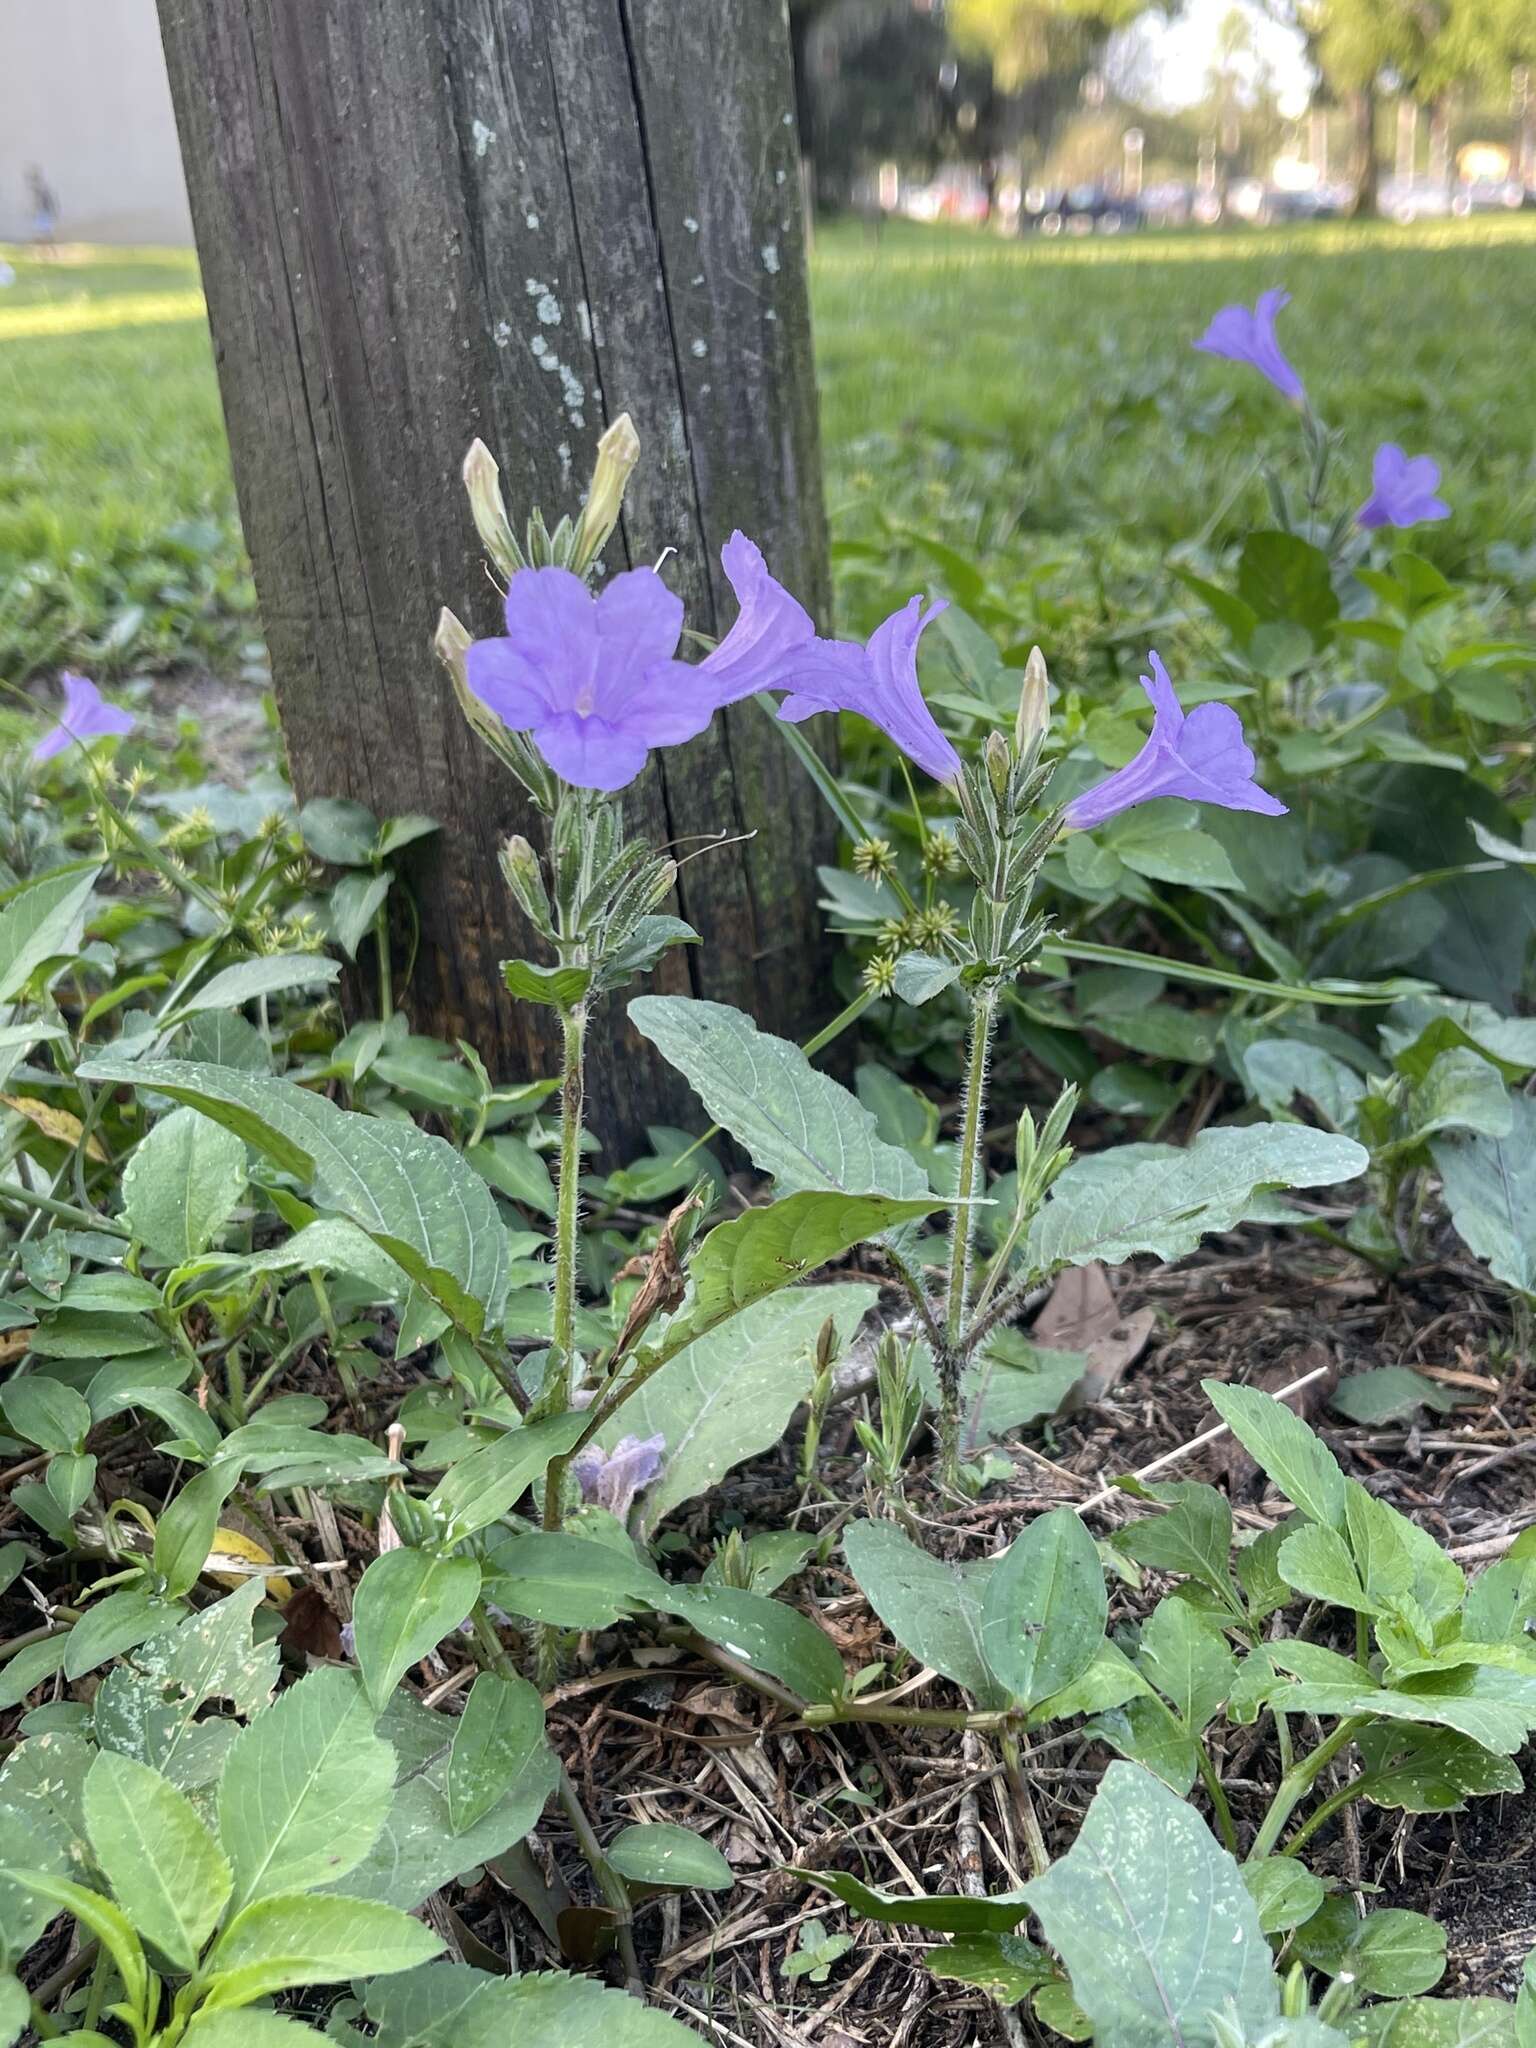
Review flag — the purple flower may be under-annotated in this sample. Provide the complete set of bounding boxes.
[1063,652,1287,831]
[1356,443,1450,531]
[699,531,826,703]
[572,1433,666,1521]
[777,596,962,783]
[1194,288,1305,406]
[464,566,714,792]
[32,673,135,764]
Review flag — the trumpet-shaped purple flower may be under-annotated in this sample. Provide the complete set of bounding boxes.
[572,1433,666,1521]
[777,595,962,783]
[700,532,868,708]
[1064,652,1287,831]
[464,566,712,792]
[1194,288,1306,406]
[32,673,135,764]
[1356,443,1450,531]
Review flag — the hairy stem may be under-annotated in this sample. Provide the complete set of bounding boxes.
[939,985,997,1477]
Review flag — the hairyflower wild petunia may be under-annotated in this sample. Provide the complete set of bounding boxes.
[464,565,713,792]
[775,595,962,783]
[1194,288,1306,406]
[1356,443,1450,531]
[572,1433,666,1522]
[1063,652,1286,831]
[32,673,136,764]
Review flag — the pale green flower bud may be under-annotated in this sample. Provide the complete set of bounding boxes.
[1016,645,1050,761]
[499,833,553,930]
[985,728,1012,800]
[462,438,525,578]
[570,413,641,575]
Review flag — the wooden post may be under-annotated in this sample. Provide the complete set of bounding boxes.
[156,0,835,1151]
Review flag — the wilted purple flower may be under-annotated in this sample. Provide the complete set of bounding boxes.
[1194,288,1305,406]
[1064,652,1286,831]
[1356,443,1450,531]
[32,673,136,764]
[464,566,712,792]
[777,596,962,783]
[572,1432,665,1521]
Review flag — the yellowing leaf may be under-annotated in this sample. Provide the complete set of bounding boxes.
[206,1527,292,1605]
[0,1094,107,1159]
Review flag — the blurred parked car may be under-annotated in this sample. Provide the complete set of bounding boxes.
[1453,176,1530,214]
[1026,185,1141,235]
[1379,176,1453,223]
[1138,180,1192,227]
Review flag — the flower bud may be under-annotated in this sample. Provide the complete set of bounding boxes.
[1016,645,1050,760]
[985,728,1012,801]
[570,413,641,575]
[499,833,553,930]
[462,439,525,578]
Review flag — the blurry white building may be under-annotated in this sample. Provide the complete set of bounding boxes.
[0,0,191,244]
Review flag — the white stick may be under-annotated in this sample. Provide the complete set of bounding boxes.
[1073,1363,1334,1517]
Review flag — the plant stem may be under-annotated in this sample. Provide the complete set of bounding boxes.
[556,1762,644,1992]
[1194,1741,1239,1857]
[544,1004,588,1440]
[1000,1728,1050,1878]
[946,985,997,1346]
[1248,1717,1366,1862]
[374,891,394,1019]
[938,985,996,1479]
[1282,1775,1370,1858]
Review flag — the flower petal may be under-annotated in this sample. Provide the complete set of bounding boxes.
[603,659,720,746]
[701,531,819,704]
[595,567,685,666]
[501,565,598,676]
[464,638,558,729]
[533,712,651,792]
[1140,651,1184,736]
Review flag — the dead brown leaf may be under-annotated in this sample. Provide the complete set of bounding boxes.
[1034,1261,1156,1408]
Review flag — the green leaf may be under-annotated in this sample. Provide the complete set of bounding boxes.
[501,959,593,1009]
[979,1508,1107,1710]
[1331,1368,1460,1426]
[925,1931,1052,2004]
[1111,1483,1241,1614]
[426,1410,589,1547]
[1029,1125,1366,1273]
[1297,1898,1446,1996]
[1279,1521,1375,1612]
[202,1892,441,2010]
[1405,1052,1512,1145]
[328,871,391,961]
[76,1054,508,1335]
[843,1517,1004,1706]
[186,2015,330,2046]
[665,1192,941,1352]
[447,1673,546,1835]
[1267,1666,1536,1755]
[64,1587,182,1679]
[1356,1724,1522,1813]
[608,1823,733,1892]
[218,1665,395,1908]
[155,1460,243,1599]
[1202,1381,1348,1529]
[1023,1761,1279,2048]
[1237,531,1339,641]
[0,1375,89,1454]
[1245,1040,1365,1132]
[3,1869,149,2023]
[364,1961,703,2047]
[893,951,963,1004]
[1136,1597,1236,1733]
[800,1869,1030,1933]
[596,1283,876,1540]
[480,1529,666,1629]
[1242,1856,1325,1936]
[464,1134,556,1214]
[0,1636,69,1712]
[1432,1095,1536,1293]
[330,1689,555,1911]
[121,1106,249,1265]
[1357,2002,1519,2048]
[173,953,341,1019]
[628,995,930,1197]
[0,1975,27,2048]
[299,796,378,865]
[83,1750,231,1970]
[0,867,99,1004]
[1111,820,1243,892]
[352,1549,482,1710]
[668,1585,844,1705]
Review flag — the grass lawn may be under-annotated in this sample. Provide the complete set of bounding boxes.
[2,215,1534,683]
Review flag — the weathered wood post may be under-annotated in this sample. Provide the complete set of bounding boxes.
[156,0,835,1148]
